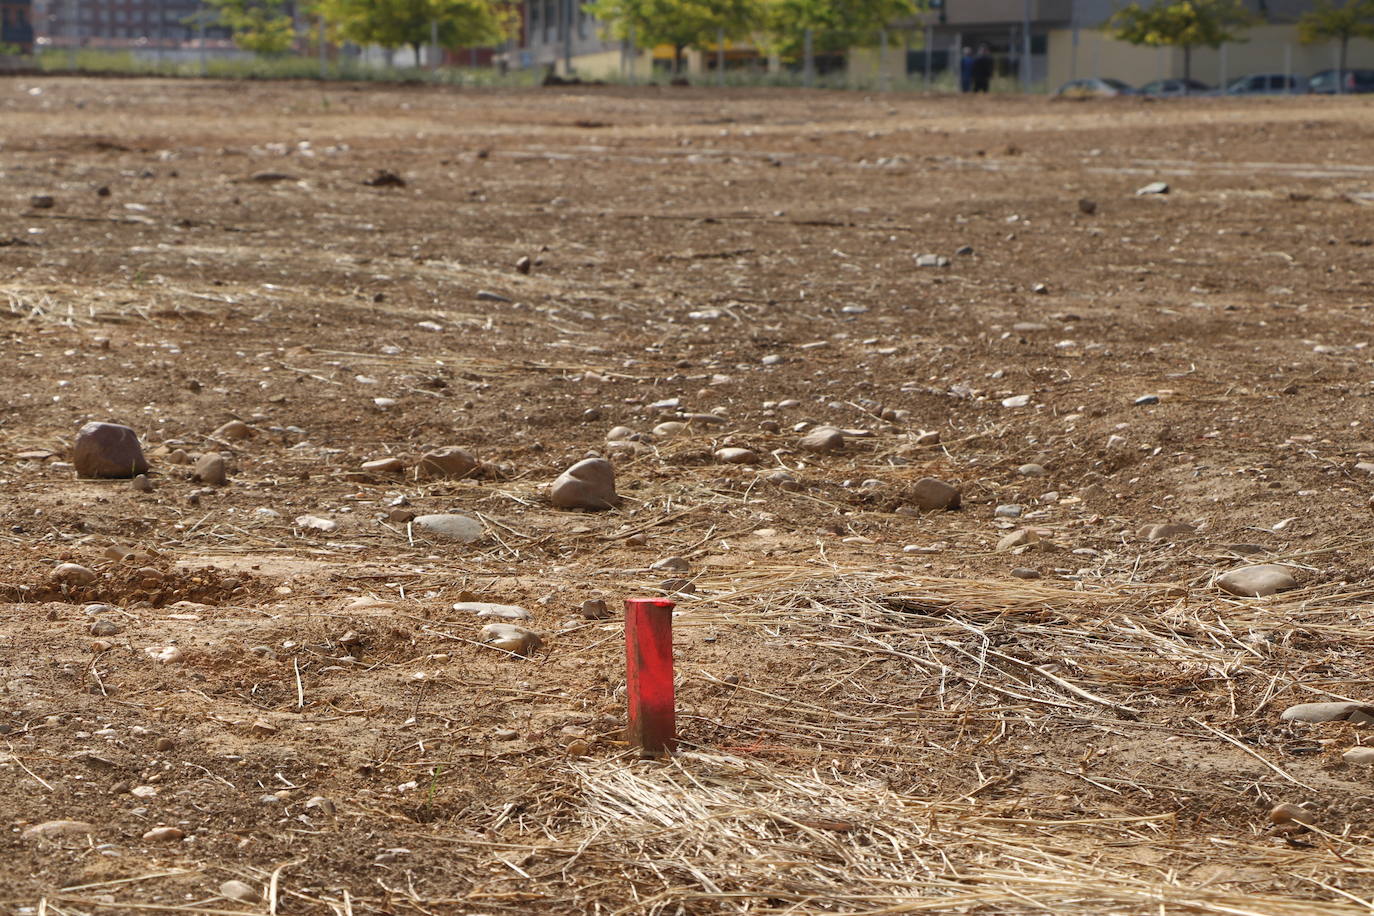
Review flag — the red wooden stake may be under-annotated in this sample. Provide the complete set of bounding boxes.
[625,597,676,756]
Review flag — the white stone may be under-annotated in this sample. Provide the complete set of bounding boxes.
[413,514,483,543]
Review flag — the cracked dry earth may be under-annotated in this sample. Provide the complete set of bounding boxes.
[1,78,1374,913]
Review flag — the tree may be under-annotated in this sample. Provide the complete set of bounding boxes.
[1107,0,1253,82]
[1298,0,1374,90]
[318,0,507,67]
[208,0,296,56]
[764,0,915,62]
[585,0,760,74]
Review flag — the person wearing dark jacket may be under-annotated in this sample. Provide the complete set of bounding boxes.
[959,47,974,92]
[970,45,994,93]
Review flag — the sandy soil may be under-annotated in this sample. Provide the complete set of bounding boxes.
[2,78,1374,914]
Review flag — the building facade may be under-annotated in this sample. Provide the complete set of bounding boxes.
[2,0,34,51]
[32,0,230,49]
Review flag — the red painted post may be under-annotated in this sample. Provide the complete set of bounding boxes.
[625,597,676,756]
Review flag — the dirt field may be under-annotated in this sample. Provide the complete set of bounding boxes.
[3,77,1374,914]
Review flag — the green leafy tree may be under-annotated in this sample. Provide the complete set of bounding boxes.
[318,0,506,66]
[764,0,915,61]
[208,0,297,55]
[1298,0,1374,89]
[1107,0,1253,81]
[585,0,759,74]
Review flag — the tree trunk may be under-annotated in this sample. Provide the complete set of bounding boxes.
[414,43,423,68]
[674,43,684,75]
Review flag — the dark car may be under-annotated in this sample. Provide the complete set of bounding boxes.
[1223,73,1308,95]
[1309,69,1374,94]
[1055,78,1135,98]
[1140,78,1213,96]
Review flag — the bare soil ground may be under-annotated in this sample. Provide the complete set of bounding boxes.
[3,77,1374,914]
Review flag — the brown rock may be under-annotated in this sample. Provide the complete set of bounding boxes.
[73,422,149,478]
[909,477,960,510]
[550,458,618,510]
[211,420,253,440]
[192,453,227,486]
[714,447,758,464]
[361,457,406,473]
[1138,522,1195,541]
[800,426,846,454]
[416,447,479,479]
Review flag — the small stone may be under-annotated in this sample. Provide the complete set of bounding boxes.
[660,578,696,595]
[73,422,149,479]
[22,820,95,840]
[1357,462,1374,475]
[579,598,612,619]
[915,430,941,446]
[29,194,55,209]
[995,504,1023,518]
[1269,803,1315,827]
[1105,434,1128,450]
[304,796,336,817]
[997,528,1043,552]
[166,448,191,465]
[1078,198,1097,215]
[493,729,519,741]
[909,477,960,511]
[652,421,687,438]
[1280,701,1374,724]
[361,457,405,473]
[1134,394,1160,406]
[1017,463,1046,477]
[1001,394,1031,408]
[1138,523,1195,541]
[295,515,338,533]
[550,458,619,510]
[955,245,975,256]
[89,619,121,637]
[800,426,846,454]
[1343,747,1374,764]
[714,447,758,464]
[915,253,950,267]
[453,601,529,620]
[52,563,97,586]
[130,474,153,492]
[566,739,590,757]
[1136,181,1169,196]
[607,426,635,441]
[1217,564,1298,598]
[1011,567,1041,580]
[142,826,184,842]
[515,255,532,274]
[219,880,257,903]
[211,420,253,440]
[1031,282,1048,295]
[192,453,227,486]
[413,514,483,543]
[387,508,415,523]
[416,447,480,479]
[650,556,690,573]
[154,736,175,751]
[480,623,543,656]
[144,646,185,664]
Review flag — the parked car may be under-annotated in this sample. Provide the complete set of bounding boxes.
[1055,78,1135,98]
[1222,73,1308,95]
[1139,78,1213,96]
[1309,69,1374,94]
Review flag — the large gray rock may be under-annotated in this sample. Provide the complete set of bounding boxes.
[910,477,960,511]
[1217,564,1298,597]
[73,422,149,478]
[1280,701,1374,724]
[416,447,480,479]
[550,458,618,510]
[413,514,482,542]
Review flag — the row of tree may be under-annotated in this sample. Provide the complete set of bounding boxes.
[1109,0,1374,84]
[211,0,1374,83]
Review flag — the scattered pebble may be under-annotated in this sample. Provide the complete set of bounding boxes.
[295,515,338,533]
[89,619,121,637]
[130,474,153,492]
[909,477,961,511]
[1134,394,1160,406]
[995,504,1023,519]
[1011,568,1041,580]
[714,447,758,464]
[361,457,406,473]
[73,422,149,479]
[1136,181,1169,196]
[580,598,613,619]
[650,556,690,573]
[453,601,529,620]
[915,253,950,267]
[1017,463,1046,477]
[22,820,95,840]
[142,826,184,842]
[219,880,257,903]
[212,420,253,440]
[1001,394,1031,408]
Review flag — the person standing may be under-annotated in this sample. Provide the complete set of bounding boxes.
[971,44,994,93]
[959,47,974,93]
